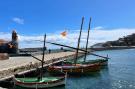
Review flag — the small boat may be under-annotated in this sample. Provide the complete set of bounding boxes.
[63,17,109,66]
[82,59,108,66]
[13,34,67,88]
[64,58,108,66]
[48,63,100,75]
[47,17,110,75]
[13,72,66,88]
[48,17,103,75]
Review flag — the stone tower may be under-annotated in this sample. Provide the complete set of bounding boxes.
[11,30,19,53]
[12,30,18,41]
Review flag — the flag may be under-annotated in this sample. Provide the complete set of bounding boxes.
[61,31,67,37]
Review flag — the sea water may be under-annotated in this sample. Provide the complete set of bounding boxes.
[56,49,135,89]
[9,49,135,89]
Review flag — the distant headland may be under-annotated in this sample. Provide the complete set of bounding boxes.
[91,33,135,51]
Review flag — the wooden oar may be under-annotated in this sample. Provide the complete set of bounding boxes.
[46,41,110,59]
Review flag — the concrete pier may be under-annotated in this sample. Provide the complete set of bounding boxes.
[0,51,82,81]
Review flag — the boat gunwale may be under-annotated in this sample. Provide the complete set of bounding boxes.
[14,76,65,85]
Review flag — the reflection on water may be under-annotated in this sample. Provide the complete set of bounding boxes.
[3,49,135,89]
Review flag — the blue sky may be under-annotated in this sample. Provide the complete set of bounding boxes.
[0,0,135,48]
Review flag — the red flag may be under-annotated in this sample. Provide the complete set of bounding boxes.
[61,31,67,37]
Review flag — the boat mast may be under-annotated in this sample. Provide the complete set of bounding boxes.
[41,34,46,80]
[84,17,91,62]
[74,17,84,65]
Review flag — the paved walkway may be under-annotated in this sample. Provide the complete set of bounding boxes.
[0,52,76,80]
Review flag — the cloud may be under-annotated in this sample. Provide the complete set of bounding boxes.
[1,27,135,48]
[0,32,11,41]
[18,28,135,48]
[93,26,104,30]
[12,17,24,24]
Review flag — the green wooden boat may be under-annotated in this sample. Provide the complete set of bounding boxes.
[64,58,108,66]
[14,76,66,88]
[13,34,67,88]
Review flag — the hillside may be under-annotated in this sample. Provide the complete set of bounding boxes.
[92,33,135,48]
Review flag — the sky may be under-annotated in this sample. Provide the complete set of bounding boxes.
[0,0,135,48]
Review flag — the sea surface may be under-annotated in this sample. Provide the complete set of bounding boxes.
[10,49,135,89]
[51,49,135,89]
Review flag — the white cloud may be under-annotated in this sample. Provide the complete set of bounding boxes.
[0,32,11,41]
[93,26,104,30]
[12,17,24,24]
[1,27,135,48]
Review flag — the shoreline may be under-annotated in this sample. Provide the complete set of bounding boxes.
[89,46,135,51]
[19,46,135,54]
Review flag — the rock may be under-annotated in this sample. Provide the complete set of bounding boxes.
[0,53,9,60]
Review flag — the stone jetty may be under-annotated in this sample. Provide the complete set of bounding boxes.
[0,51,83,81]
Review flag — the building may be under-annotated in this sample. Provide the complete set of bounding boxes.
[0,30,19,54]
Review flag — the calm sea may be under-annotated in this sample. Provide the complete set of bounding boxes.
[55,49,135,89]
[12,49,135,89]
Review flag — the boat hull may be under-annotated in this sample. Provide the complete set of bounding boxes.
[14,77,66,88]
[48,63,101,74]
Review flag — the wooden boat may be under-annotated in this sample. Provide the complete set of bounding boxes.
[48,58,107,74]
[13,34,67,88]
[48,17,103,75]
[48,63,100,75]
[64,58,108,66]
[81,59,108,66]
[13,72,66,88]
[47,17,110,75]
[63,17,108,66]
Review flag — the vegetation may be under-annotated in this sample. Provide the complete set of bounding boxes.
[103,33,135,47]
